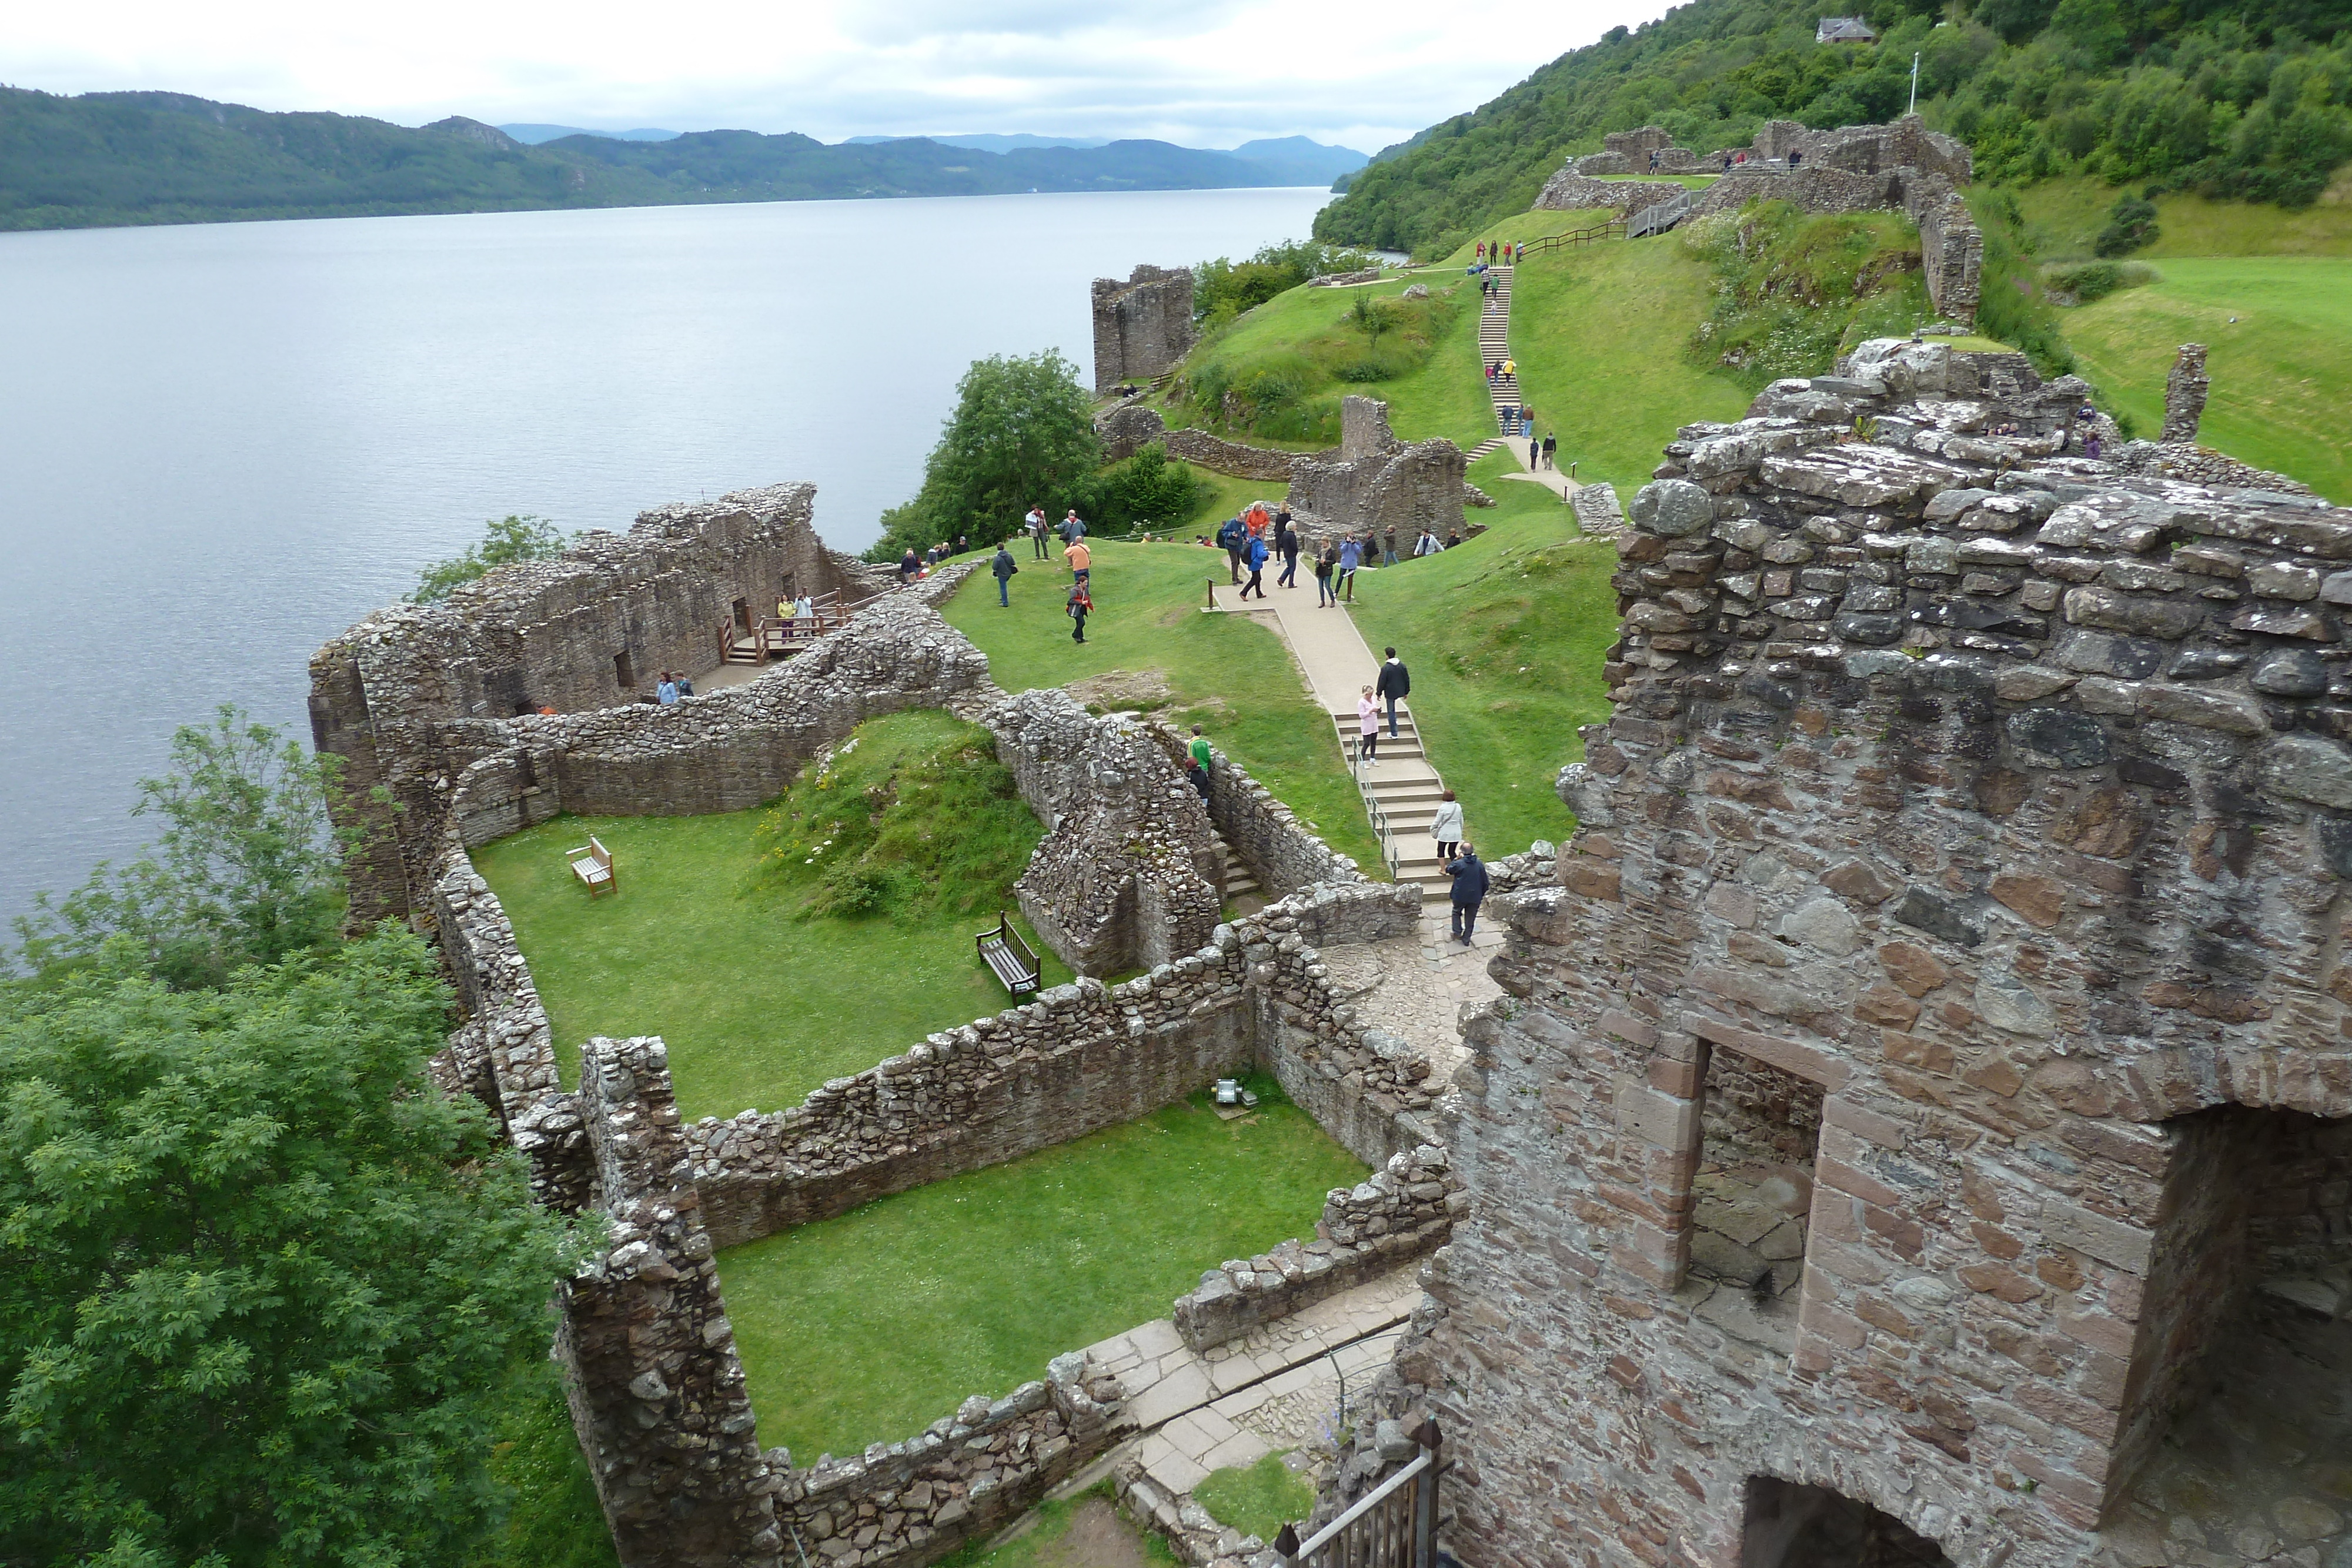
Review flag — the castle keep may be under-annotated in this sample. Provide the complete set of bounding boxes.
[1092,263,1196,391]
[1334,340,2351,1568]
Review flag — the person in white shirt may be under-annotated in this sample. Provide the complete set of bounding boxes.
[1429,790,1465,861]
[1027,506,1050,560]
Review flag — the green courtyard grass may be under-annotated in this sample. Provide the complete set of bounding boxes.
[944,540,1386,873]
[2057,256,2352,504]
[934,1483,1177,1567]
[469,713,1071,1121]
[1194,1453,1316,1543]
[1351,450,1616,855]
[718,1082,1365,1462]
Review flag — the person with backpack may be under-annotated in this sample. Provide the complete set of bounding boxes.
[1060,510,1088,546]
[1238,531,1268,600]
[1375,646,1410,737]
[1066,580,1093,644]
[1217,516,1246,584]
[991,540,1019,607]
[1446,844,1489,945]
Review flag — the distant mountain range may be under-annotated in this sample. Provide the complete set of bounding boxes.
[500,123,682,143]
[836,132,1368,185]
[0,88,1369,232]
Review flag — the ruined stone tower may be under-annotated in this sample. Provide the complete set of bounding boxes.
[1090,264,1195,392]
[1352,340,2352,1568]
[2161,343,2211,444]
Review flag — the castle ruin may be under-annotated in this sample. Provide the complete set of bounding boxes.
[1092,263,1197,392]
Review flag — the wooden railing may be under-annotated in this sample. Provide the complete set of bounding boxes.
[1274,1419,1444,1567]
[1516,216,1627,258]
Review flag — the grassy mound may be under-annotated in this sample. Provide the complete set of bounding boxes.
[1156,271,1493,448]
[718,1079,1364,1463]
[469,712,1070,1121]
[1680,205,1932,387]
[2058,256,2352,503]
[943,540,1385,874]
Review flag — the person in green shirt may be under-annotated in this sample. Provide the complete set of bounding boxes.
[1188,725,1214,773]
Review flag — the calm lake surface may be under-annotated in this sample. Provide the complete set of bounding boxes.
[0,187,1329,923]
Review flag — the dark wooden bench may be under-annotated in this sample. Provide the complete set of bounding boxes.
[975,911,1041,997]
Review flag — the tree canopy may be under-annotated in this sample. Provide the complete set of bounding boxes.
[411,515,573,604]
[867,351,1101,560]
[0,927,587,1567]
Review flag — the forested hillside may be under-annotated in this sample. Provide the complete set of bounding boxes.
[1317,0,2352,256]
[0,88,1309,231]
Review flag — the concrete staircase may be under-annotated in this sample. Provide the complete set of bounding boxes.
[1332,707,1455,902]
[1477,265,1523,436]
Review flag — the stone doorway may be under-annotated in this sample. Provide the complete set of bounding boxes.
[1682,1045,1823,1350]
[1741,1478,1953,1568]
[2103,1106,2351,1560]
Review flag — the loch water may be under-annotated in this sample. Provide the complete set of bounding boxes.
[0,186,1331,922]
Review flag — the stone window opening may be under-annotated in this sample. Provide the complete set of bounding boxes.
[613,650,636,691]
[2104,1105,2351,1544]
[1682,1043,1825,1351]
[1741,1478,1953,1568]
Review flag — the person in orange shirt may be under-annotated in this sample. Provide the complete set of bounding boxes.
[1065,537,1091,591]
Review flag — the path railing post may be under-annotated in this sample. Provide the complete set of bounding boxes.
[1412,1417,1443,1568]
[1272,1522,1301,1567]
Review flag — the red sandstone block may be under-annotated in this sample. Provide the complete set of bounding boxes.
[2013,1378,2123,1443]
[1702,882,1759,928]
[1879,1032,1957,1075]
[1648,1058,1701,1097]
[2053,1299,2137,1356]
[1861,1203,1926,1261]
[1855,985,1923,1029]
[1609,1242,1675,1291]
[1957,1261,2043,1303]
[1598,1008,1660,1048]
[1606,1353,1646,1392]
[1808,1234,1893,1287]
[1798,1294,1868,1350]
[1855,1293,1922,1340]
[1689,1013,1850,1088]
[1819,1155,1902,1210]
[2077,1348,2132,1410]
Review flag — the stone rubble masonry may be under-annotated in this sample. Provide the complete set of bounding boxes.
[985,690,1225,977]
[1171,1143,1466,1352]
[1308,267,1384,288]
[1539,115,1984,323]
[564,1034,1128,1568]
[1286,396,1472,556]
[1136,720,1374,898]
[1572,481,1627,537]
[1363,333,2352,1568]
[1093,265,1197,392]
[1093,401,1334,486]
[2161,342,2212,444]
[310,482,920,925]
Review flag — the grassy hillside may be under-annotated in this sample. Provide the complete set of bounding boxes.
[2015,169,2352,258]
[0,86,1307,231]
[1316,0,2351,258]
[2059,258,2352,501]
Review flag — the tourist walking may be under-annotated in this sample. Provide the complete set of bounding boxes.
[1382,525,1399,567]
[1542,434,1557,469]
[1530,430,1540,467]
[1217,515,1246,583]
[992,540,1019,606]
[1277,523,1300,588]
[1338,534,1362,602]
[1187,724,1213,801]
[1446,844,1489,945]
[1415,527,1439,557]
[1028,506,1050,559]
[1429,790,1464,862]
[1060,510,1087,545]
[1375,646,1410,737]
[1358,686,1380,764]
[1315,544,1337,606]
[1066,581,1093,643]
[674,672,694,697]
[656,671,680,704]
[1065,536,1091,590]
[1239,533,1268,600]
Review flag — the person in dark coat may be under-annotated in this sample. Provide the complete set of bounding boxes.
[1446,844,1489,945]
[1216,516,1247,583]
[898,547,921,584]
[991,541,1019,606]
[1066,581,1092,644]
[1375,647,1410,738]
[1276,523,1300,589]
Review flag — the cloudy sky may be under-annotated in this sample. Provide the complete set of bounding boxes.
[3,0,1671,152]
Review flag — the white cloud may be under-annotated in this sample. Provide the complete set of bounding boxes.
[1,0,1673,149]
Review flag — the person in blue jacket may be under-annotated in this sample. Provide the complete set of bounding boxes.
[1446,844,1489,945]
[1238,532,1269,600]
[1216,516,1247,584]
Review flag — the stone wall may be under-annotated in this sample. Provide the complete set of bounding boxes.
[2161,342,2212,444]
[1093,264,1196,392]
[987,690,1224,976]
[1138,720,1374,897]
[310,484,902,924]
[1287,397,1471,554]
[1362,336,2352,1568]
[1170,1143,1464,1352]
[1165,426,1321,484]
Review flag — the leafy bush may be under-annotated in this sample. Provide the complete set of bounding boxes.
[1966,188,2079,377]
[1058,443,1211,536]
[2043,258,2160,300]
[1193,239,1373,325]
[2093,192,2162,255]
[412,514,572,602]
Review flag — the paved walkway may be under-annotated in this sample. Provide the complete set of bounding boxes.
[1088,1267,1424,1497]
[1324,921,1504,1083]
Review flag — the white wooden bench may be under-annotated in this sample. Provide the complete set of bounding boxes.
[975,911,1040,997]
[567,836,616,897]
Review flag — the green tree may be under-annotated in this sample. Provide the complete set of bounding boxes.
[866,352,1098,561]
[12,709,349,989]
[0,927,589,1567]
[412,516,571,604]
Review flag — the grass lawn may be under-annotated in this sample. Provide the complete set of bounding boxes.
[1194,1453,1317,1543]
[1501,230,1755,500]
[1351,449,1616,854]
[2012,170,2352,261]
[718,1082,1365,1462]
[470,1363,619,1568]
[1155,270,1496,448]
[469,713,1072,1120]
[945,540,1387,874]
[2059,257,2352,503]
[934,1485,1177,1567]
[1177,470,1291,538]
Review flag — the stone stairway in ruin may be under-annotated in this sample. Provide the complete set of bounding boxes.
[1208,823,1262,905]
[1478,265,1522,435]
[1331,707,1455,902]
